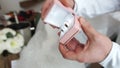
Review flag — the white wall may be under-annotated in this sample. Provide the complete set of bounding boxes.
[0,0,42,13]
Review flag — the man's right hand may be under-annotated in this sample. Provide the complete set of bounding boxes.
[59,17,113,63]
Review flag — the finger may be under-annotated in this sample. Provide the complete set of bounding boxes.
[41,1,47,19]
[57,31,60,36]
[60,0,75,8]
[59,43,69,56]
[50,24,58,28]
[59,44,77,60]
[60,0,69,7]
[41,0,53,19]
[79,17,98,40]
[66,38,80,50]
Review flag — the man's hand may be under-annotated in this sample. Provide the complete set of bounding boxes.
[59,18,112,63]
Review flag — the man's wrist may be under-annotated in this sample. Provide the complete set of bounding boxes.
[99,42,115,67]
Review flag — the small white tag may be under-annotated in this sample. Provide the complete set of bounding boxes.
[60,15,74,38]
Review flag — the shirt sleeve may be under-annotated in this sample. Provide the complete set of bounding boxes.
[74,0,120,18]
[99,42,120,68]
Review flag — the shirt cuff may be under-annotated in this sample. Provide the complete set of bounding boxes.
[99,42,117,67]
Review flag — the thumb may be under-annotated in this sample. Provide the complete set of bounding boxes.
[79,17,98,39]
[60,0,74,8]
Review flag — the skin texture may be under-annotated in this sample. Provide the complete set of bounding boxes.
[59,18,112,63]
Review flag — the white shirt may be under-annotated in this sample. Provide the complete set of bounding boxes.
[74,0,120,18]
[100,42,120,68]
[74,0,120,68]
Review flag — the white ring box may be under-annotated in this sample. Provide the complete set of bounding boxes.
[43,0,82,45]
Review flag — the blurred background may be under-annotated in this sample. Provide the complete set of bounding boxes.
[0,0,120,68]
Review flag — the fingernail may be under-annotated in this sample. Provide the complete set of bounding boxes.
[79,17,86,25]
[80,17,86,23]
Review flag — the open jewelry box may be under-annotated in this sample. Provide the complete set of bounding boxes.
[43,0,82,45]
